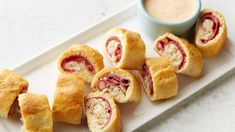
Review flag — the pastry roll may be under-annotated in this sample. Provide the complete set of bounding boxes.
[91,67,141,103]
[104,28,146,70]
[141,57,178,101]
[18,93,53,132]
[58,44,105,83]
[85,92,121,132]
[154,33,203,77]
[0,69,28,119]
[52,73,85,124]
[195,8,227,57]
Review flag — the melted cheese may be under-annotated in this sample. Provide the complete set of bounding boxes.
[87,98,110,128]
[106,40,119,62]
[64,61,94,81]
[107,40,117,55]
[143,77,150,94]
[198,19,214,40]
[101,85,126,100]
[64,61,82,71]
[163,44,182,69]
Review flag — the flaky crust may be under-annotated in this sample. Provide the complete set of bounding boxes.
[104,28,146,70]
[85,92,121,132]
[18,93,53,132]
[195,8,227,57]
[52,73,85,124]
[58,44,105,82]
[143,57,178,101]
[0,69,28,118]
[91,67,141,103]
[154,33,203,77]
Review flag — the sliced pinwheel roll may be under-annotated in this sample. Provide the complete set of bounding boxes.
[154,33,203,77]
[18,93,53,132]
[104,28,146,70]
[52,73,85,124]
[58,44,105,83]
[195,8,227,57]
[0,69,28,119]
[140,57,178,101]
[91,67,141,103]
[85,92,121,132]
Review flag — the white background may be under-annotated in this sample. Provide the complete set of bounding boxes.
[0,0,235,131]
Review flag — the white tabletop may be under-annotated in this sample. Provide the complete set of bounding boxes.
[1,0,235,132]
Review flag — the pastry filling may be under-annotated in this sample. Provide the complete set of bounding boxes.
[141,64,154,96]
[157,37,186,70]
[198,12,220,43]
[85,97,112,129]
[97,74,130,99]
[105,36,122,63]
[8,86,28,119]
[61,55,95,74]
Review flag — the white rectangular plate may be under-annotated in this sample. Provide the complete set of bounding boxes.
[1,3,235,132]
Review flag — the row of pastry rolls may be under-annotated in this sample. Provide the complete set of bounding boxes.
[56,22,223,130]
[149,8,227,100]
[51,72,122,132]
[56,44,123,132]
[145,31,203,100]
[0,8,227,132]
[86,28,146,131]
[54,28,147,131]
[103,28,180,101]
[51,74,122,132]
[153,8,227,77]
[102,28,145,102]
[0,45,93,131]
[154,33,203,77]
[0,69,53,132]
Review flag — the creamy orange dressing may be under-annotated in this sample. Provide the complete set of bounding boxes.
[144,0,195,22]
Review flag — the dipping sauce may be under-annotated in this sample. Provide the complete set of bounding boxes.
[144,0,195,22]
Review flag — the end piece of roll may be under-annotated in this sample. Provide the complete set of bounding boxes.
[195,8,227,57]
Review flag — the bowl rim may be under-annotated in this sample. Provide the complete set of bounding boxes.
[138,0,201,26]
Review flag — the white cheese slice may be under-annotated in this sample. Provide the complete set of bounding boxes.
[163,43,183,69]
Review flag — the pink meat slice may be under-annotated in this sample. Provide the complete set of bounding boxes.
[98,74,130,92]
[8,86,28,119]
[199,12,220,43]
[157,37,186,70]
[61,55,95,73]
[85,97,112,129]
[105,36,122,63]
[97,74,130,94]
[141,64,154,96]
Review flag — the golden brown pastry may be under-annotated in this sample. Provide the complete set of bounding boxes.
[0,69,28,119]
[52,73,85,124]
[85,92,121,132]
[154,33,203,77]
[140,57,178,101]
[195,8,227,57]
[91,67,141,103]
[58,44,105,83]
[104,28,146,70]
[18,93,53,132]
